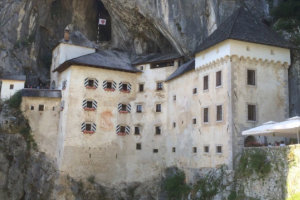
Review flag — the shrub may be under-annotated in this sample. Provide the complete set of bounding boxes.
[7,91,22,109]
[164,170,190,200]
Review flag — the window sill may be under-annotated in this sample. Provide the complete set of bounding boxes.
[84,108,96,111]
[117,132,127,136]
[86,86,97,89]
[104,88,115,92]
[216,85,223,89]
[83,131,95,134]
[120,90,130,93]
[119,111,129,114]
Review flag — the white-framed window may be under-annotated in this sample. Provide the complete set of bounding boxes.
[118,103,131,113]
[153,149,159,153]
[103,80,117,91]
[156,82,163,91]
[84,78,98,89]
[173,122,176,128]
[81,122,96,134]
[83,99,97,111]
[216,105,223,121]
[136,104,143,113]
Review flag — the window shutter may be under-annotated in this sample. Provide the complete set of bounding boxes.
[127,104,131,113]
[128,83,132,91]
[82,100,87,108]
[92,123,96,132]
[94,79,99,88]
[119,82,123,90]
[93,100,98,109]
[81,122,86,132]
[103,80,107,89]
[116,125,120,133]
[113,81,117,89]
[125,126,130,134]
[84,78,89,87]
[118,103,122,112]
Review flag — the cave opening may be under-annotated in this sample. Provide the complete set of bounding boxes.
[96,0,111,42]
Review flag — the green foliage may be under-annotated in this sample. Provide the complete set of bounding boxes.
[20,122,37,151]
[237,150,271,179]
[164,170,191,200]
[6,91,22,109]
[287,192,300,200]
[87,175,95,184]
[228,191,237,200]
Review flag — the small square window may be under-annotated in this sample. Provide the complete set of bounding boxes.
[193,88,197,94]
[122,83,128,91]
[106,82,112,89]
[136,143,142,150]
[139,84,144,92]
[52,107,55,111]
[216,146,222,153]
[247,70,256,86]
[153,149,158,153]
[172,147,176,153]
[9,84,14,90]
[87,101,93,108]
[120,126,126,133]
[155,126,161,135]
[157,82,163,91]
[39,105,44,111]
[203,108,209,123]
[203,75,209,90]
[193,118,197,124]
[216,71,222,87]
[204,146,209,153]
[248,104,256,121]
[134,126,140,135]
[140,66,144,70]
[136,105,142,113]
[193,147,197,153]
[30,106,34,110]
[216,105,223,121]
[173,122,176,128]
[85,124,92,131]
[88,80,94,87]
[173,95,176,101]
[156,104,161,112]
[121,104,127,111]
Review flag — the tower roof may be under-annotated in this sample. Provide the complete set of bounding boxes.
[195,7,294,53]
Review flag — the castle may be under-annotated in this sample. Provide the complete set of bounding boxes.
[1,7,292,185]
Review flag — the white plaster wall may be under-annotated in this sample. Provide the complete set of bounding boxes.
[0,80,25,100]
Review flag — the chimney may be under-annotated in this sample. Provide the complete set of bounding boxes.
[64,26,70,42]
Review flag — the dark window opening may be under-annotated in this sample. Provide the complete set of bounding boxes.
[39,105,44,111]
[87,101,93,108]
[121,104,127,111]
[247,70,256,85]
[140,66,144,70]
[153,149,159,153]
[203,75,209,90]
[173,122,176,128]
[86,124,92,131]
[106,82,112,89]
[217,105,223,121]
[248,104,256,121]
[156,82,163,91]
[155,126,161,135]
[193,88,197,94]
[134,127,140,135]
[53,107,55,111]
[31,106,34,110]
[216,146,222,153]
[193,147,197,153]
[216,71,222,87]
[139,84,144,92]
[88,79,94,87]
[136,105,142,113]
[156,104,161,112]
[204,108,209,123]
[150,61,174,69]
[173,95,176,101]
[9,84,14,90]
[122,84,128,91]
[172,147,176,152]
[136,143,142,150]
[204,146,209,153]
[120,126,126,133]
[193,118,197,124]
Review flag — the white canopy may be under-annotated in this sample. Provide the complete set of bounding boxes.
[242,117,300,143]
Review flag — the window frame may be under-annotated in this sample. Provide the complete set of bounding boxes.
[134,126,141,135]
[193,147,197,153]
[139,83,144,92]
[136,143,142,150]
[193,118,197,125]
[38,104,45,111]
[204,145,210,153]
[216,105,223,122]
[216,145,223,154]
[9,84,14,90]
[216,70,222,87]
[136,104,143,113]
[156,104,162,112]
[247,104,257,122]
[193,88,197,94]
[155,126,161,135]
[247,69,256,86]
[203,107,209,123]
[156,82,163,91]
[203,75,209,91]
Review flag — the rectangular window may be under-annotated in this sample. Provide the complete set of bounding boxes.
[153,149,159,153]
[193,147,197,153]
[216,71,222,87]
[121,104,127,111]
[247,70,256,85]
[193,88,197,94]
[134,127,140,135]
[156,104,161,112]
[156,82,163,91]
[173,95,176,101]
[172,147,176,153]
[87,101,93,108]
[216,146,222,153]
[39,105,44,111]
[173,122,176,128]
[193,118,197,124]
[136,143,142,150]
[204,146,209,153]
[52,107,55,111]
[120,126,126,133]
[85,124,92,131]
[122,83,128,91]
[204,107,209,123]
[106,82,112,89]
[248,104,256,121]
[31,106,34,110]
[136,105,142,113]
[203,75,209,90]
[155,126,161,135]
[9,84,14,90]
[139,84,144,92]
[216,105,223,121]
[88,80,94,87]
